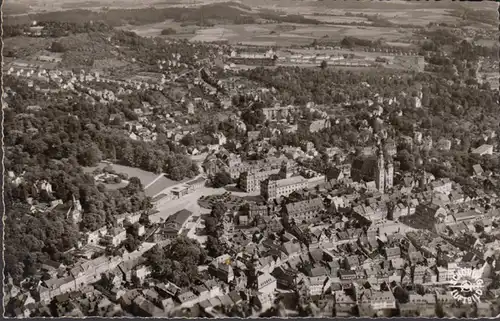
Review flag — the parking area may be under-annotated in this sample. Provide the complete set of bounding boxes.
[198,192,248,211]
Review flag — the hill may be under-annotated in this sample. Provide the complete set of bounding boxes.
[4,2,322,27]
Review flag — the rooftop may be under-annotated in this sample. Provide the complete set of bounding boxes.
[472,144,493,154]
[165,209,193,227]
[275,175,307,188]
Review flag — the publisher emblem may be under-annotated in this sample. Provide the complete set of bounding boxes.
[451,268,483,304]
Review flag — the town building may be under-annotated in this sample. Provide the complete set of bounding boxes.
[154,210,193,241]
[262,104,296,121]
[240,168,282,193]
[203,149,288,180]
[261,175,308,201]
[284,197,324,223]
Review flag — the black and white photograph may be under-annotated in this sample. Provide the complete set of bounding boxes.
[2,0,499,318]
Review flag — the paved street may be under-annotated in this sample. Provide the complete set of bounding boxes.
[150,187,224,222]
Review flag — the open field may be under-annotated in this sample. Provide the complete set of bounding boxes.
[385,10,461,26]
[117,20,196,38]
[83,162,162,187]
[325,9,461,26]
[190,27,239,42]
[293,24,412,41]
[123,20,417,47]
[303,15,372,24]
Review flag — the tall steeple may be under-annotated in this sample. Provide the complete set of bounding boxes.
[375,147,385,193]
[385,156,394,191]
[279,160,293,179]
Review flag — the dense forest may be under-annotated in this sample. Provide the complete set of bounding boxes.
[3,74,200,282]
[3,21,112,38]
[5,77,199,179]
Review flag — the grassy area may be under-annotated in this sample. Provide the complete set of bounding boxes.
[144,176,178,198]
[83,162,160,187]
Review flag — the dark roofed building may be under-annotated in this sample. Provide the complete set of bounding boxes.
[284,197,324,223]
[154,209,192,241]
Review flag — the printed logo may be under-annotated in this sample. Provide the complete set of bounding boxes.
[451,268,483,304]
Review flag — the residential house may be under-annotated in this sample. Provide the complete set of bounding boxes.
[132,295,164,316]
[471,144,493,156]
[208,261,234,283]
[272,266,301,289]
[358,290,396,316]
[344,255,361,271]
[472,164,484,177]
[132,265,151,285]
[103,228,127,247]
[334,291,357,317]
[247,131,261,141]
[437,138,452,151]
[256,272,277,295]
[176,290,199,308]
[385,246,401,260]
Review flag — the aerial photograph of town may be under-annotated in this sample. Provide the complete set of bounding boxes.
[2,0,499,318]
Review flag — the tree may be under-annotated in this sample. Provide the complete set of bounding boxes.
[241,105,266,128]
[160,28,177,35]
[121,177,143,195]
[204,216,219,236]
[212,171,232,188]
[206,235,226,257]
[212,202,228,220]
[50,41,67,53]
[180,134,196,147]
[123,234,141,252]
[396,149,415,171]
[145,237,206,287]
[77,144,102,166]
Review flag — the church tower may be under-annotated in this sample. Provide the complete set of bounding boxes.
[279,160,293,179]
[385,157,394,191]
[68,194,83,225]
[375,148,385,193]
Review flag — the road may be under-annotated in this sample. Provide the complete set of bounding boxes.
[150,187,222,222]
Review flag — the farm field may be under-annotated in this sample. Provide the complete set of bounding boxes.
[123,20,418,47]
[117,20,197,38]
[303,15,372,24]
[17,0,490,50]
[329,8,461,26]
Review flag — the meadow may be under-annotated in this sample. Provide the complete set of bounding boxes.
[84,162,161,187]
